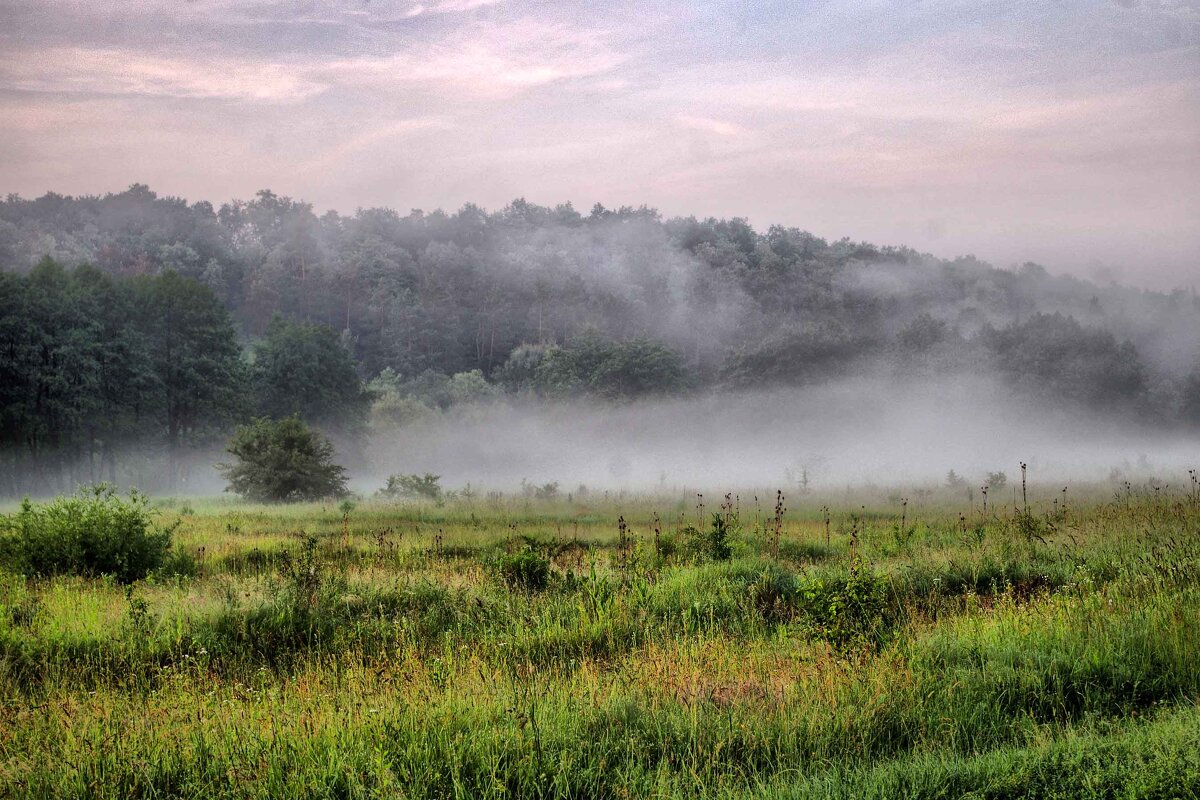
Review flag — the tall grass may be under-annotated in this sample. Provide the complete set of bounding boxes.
[0,485,1197,797]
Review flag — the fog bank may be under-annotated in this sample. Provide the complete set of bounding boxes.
[362,376,1200,494]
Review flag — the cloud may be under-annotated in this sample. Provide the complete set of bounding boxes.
[2,48,328,102]
[0,13,623,105]
[298,117,454,174]
[675,115,748,137]
[322,18,625,96]
[404,0,506,17]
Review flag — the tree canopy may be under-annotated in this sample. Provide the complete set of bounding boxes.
[0,260,243,493]
[218,415,348,502]
[1,185,1199,494]
[251,315,366,433]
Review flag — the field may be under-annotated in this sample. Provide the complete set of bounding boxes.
[1,480,1199,799]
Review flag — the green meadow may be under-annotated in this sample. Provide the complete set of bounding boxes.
[1,482,1198,799]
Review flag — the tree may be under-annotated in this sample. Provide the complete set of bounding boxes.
[532,334,690,399]
[496,343,551,392]
[0,264,242,494]
[983,313,1148,411]
[132,271,246,489]
[721,322,878,388]
[0,260,110,491]
[251,315,366,432]
[218,415,349,502]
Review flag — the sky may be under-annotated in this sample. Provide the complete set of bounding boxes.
[1,0,1197,288]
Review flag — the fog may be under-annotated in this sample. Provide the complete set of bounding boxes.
[360,376,1200,495]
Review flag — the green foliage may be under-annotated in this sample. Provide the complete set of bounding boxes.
[1013,510,1050,542]
[278,533,326,609]
[0,262,244,493]
[447,369,500,404]
[683,513,734,561]
[490,547,553,592]
[366,368,497,429]
[531,333,689,399]
[0,485,173,582]
[796,554,890,650]
[133,269,247,480]
[379,473,442,500]
[722,322,880,387]
[897,312,950,352]
[984,312,1148,410]
[218,415,349,502]
[3,185,1193,434]
[748,565,798,622]
[251,315,367,432]
[370,393,433,429]
[495,343,551,392]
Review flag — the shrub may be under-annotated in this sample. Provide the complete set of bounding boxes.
[797,555,890,651]
[1014,510,1050,543]
[0,485,174,582]
[491,547,553,592]
[218,415,349,502]
[379,473,442,500]
[684,513,734,561]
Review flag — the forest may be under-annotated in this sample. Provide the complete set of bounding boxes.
[1,184,1199,494]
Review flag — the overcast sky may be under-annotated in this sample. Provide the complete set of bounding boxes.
[1,0,1197,287]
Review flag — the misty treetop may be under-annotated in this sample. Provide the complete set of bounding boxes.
[2,185,1200,492]
[5,185,1197,383]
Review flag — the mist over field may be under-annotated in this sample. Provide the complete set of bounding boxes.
[5,4,1200,798]
[0,0,1197,500]
[1,186,1199,499]
[362,376,1200,493]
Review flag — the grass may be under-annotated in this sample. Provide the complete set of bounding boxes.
[0,482,1198,798]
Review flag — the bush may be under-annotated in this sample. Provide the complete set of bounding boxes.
[0,485,174,582]
[748,565,799,622]
[684,514,734,562]
[797,555,890,651]
[378,473,442,500]
[218,415,349,502]
[491,548,553,592]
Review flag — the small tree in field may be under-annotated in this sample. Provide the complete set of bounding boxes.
[219,415,349,502]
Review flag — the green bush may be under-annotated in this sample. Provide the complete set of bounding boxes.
[378,473,442,500]
[797,555,891,651]
[491,547,553,592]
[748,565,799,622]
[684,513,734,561]
[1,485,174,582]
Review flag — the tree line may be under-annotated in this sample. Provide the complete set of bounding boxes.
[1,185,1199,493]
[0,261,367,494]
